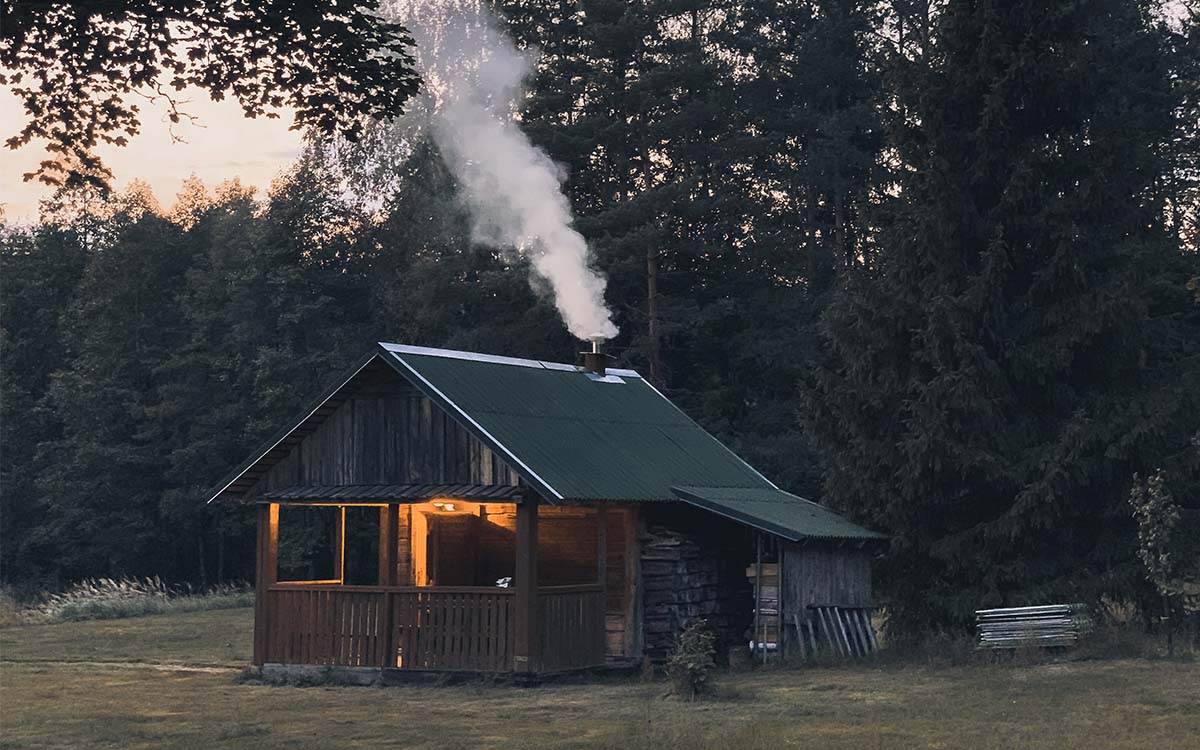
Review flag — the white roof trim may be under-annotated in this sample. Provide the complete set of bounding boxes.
[378,342,643,380]
[384,350,566,501]
[380,343,548,369]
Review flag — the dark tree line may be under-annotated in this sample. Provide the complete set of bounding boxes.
[3,0,1198,635]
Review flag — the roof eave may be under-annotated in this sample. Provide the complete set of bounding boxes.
[670,485,887,543]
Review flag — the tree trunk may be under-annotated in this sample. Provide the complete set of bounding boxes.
[646,241,662,385]
[197,532,207,587]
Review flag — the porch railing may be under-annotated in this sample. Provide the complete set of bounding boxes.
[538,584,607,673]
[393,588,515,671]
[263,583,604,673]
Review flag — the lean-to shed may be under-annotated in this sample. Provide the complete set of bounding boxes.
[208,343,884,678]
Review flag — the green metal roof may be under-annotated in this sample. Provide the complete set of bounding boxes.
[671,486,885,542]
[380,344,883,542]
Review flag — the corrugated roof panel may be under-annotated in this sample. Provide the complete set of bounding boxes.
[671,486,885,541]
[386,348,772,501]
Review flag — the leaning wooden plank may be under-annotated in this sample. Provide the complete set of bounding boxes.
[831,607,852,657]
[849,609,868,656]
[816,607,839,657]
[860,609,875,654]
[793,614,806,660]
[814,608,830,656]
[842,608,860,657]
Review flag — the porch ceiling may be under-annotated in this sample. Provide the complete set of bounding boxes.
[259,483,527,504]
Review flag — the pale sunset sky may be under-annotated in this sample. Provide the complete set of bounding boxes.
[0,85,305,223]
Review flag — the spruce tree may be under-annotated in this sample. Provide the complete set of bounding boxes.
[700,0,884,494]
[497,0,885,492]
[805,0,1200,633]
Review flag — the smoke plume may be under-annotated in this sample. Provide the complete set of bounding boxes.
[389,0,618,341]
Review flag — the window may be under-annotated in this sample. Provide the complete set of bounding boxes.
[276,506,380,584]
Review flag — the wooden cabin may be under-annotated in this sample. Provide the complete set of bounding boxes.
[208,343,884,679]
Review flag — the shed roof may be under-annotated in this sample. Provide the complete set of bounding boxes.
[671,486,885,542]
[209,343,882,542]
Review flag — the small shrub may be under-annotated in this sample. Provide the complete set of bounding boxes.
[665,619,717,700]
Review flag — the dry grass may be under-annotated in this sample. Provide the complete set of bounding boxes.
[2,608,1199,750]
[0,588,22,628]
[17,577,253,623]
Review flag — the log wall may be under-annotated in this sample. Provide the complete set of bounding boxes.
[247,362,521,495]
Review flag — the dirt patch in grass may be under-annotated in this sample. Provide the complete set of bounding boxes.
[2,608,1198,750]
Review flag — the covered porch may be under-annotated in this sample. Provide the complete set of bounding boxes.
[252,485,639,676]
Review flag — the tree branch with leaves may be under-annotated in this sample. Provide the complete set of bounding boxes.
[0,1,421,190]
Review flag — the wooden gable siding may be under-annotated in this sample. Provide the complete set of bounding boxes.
[246,362,521,496]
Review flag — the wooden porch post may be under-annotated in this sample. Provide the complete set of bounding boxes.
[379,503,400,668]
[513,496,540,673]
[332,505,346,583]
[596,506,607,588]
[755,532,765,665]
[253,502,279,666]
[595,506,608,665]
[378,504,399,586]
[624,506,643,659]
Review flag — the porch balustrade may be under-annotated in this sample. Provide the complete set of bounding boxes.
[260,583,605,673]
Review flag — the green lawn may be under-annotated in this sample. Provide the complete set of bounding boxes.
[0,607,251,666]
[2,608,1197,750]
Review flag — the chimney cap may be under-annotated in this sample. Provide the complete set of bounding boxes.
[579,346,613,376]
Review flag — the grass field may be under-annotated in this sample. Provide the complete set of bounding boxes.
[2,608,1198,750]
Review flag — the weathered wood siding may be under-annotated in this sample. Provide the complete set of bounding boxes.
[604,509,638,658]
[246,362,521,495]
[779,543,872,629]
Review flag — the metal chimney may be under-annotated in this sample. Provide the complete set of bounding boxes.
[580,339,611,376]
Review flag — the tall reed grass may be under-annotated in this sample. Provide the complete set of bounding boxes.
[7,577,253,624]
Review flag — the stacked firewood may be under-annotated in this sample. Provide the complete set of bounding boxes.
[641,525,751,659]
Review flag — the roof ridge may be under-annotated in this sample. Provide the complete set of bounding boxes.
[379,341,642,378]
